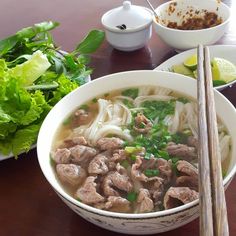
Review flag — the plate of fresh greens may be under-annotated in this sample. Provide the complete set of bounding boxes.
[0,21,104,160]
[155,45,236,91]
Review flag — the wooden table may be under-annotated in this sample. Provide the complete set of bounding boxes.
[0,0,236,235]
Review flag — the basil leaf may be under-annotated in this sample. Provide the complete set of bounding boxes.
[0,35,18,56]
[16,21,59,39]
[76,29,105,54]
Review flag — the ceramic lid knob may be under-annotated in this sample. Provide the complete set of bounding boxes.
[123,1,131,10]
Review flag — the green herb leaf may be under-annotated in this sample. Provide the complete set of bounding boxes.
[12,123,41,157]
[16,21,59,39]
[76,30,105,54]
[0,35,18,56]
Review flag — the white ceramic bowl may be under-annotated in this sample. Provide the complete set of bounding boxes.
[101,2,153,51]
[153,0,231,51]
[37,70,236,235]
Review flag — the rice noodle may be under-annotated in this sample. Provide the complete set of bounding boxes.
[93,125,133,144]
[75,98,133,145]
[219,133,231,162]
[164,101,185,134]
[134,95,174,107]
[138,86,153,96]
[184,103,198,138]
[153,87,172,96]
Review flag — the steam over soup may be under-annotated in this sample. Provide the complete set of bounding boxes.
[51,86,231,213]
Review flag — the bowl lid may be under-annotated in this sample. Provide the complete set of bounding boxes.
[102,1,153,32]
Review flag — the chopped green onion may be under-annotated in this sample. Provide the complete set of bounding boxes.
[171,157,180,164]
[126,192,137,202]
[49,155,55,165]
[222,169,227,179]
[92,98,98,103]
[120,160,129,169]
[144,169,159,177]
[130,154,137,161]
[125,146,142,154]
[62,117,71,125]
[144,153,151,160]
[157,150,169,159]
[121,88,139,99]
[79,104,89,110]
[177,97,189,104]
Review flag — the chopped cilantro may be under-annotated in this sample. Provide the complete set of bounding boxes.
[121,160,129,169]
[92,98,98,103]
[121,88,139,99]
[141,100,175,121]
[177,97,190,104]
[79,104,89,110]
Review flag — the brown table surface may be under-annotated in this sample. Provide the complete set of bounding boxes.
[0,0,236,235]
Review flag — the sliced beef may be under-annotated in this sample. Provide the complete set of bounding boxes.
[176,160,198,191]
[131,156,149,182]
[145,176,164,206]
[56,164,86,186]
[102,171,133,197]
[72,109,92,127]
[51,148,71,164]
[166,142,197,161]
[88,153,108,175]
[157,158,172,183]
[141,156,156,170]
[75,176,104,204]
[61,139,76,148]
[115,162,127,175]
[136,188,154,213]
[72,136,88,145]
[61,136,88,149]
[164,187,199,209]
[105,196,131,213]
[69,145,97,165]
[131,157,171,184]
[134,113,152,134]
[97,137,124,151]
[108,149,127,170]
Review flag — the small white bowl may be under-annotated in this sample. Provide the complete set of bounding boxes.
[101,1,153,51]
[37,70,236,235]
[153,0,231,51]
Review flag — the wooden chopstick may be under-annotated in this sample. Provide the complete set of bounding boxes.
[197,45,229,236]
[197,44,214,236]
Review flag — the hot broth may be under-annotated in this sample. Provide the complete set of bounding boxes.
[51,86,231,213]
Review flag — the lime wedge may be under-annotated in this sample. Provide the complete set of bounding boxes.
[172,64,194,78]
[211,57,236,83]
[183,54,198,70]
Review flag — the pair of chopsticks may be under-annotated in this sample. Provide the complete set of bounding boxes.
[197,45,229,236]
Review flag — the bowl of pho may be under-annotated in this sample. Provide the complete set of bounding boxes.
[37,70,236,234]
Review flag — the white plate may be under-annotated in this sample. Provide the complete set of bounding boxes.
[0,75,91,161]
[155,45,236,91]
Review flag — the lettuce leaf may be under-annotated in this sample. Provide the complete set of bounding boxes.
[9,50,51,86]
[12,124,41,157]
